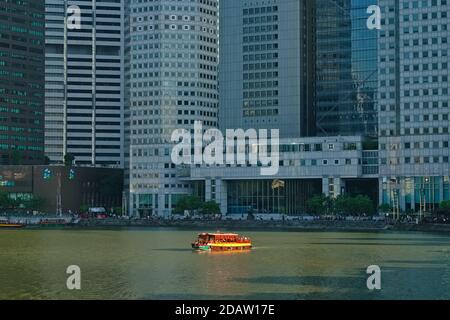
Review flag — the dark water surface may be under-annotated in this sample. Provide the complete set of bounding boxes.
[1,229,449,299]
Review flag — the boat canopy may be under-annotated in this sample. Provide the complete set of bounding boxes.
[198,233,245,241]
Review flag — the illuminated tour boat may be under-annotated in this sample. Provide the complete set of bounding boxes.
[192,233,252,251]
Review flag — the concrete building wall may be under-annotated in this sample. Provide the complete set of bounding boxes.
[45,0,125,167]
[127,0,219,217]
[183,135,379,215]
[378,0,450,211]
[219,0,314,138]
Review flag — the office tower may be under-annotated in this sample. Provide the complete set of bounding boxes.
[45,0,125,166]
[378,0,450,212]
[179,0,380,216]
[315,0,378,137]
[127,0,219,217]
[123,1,132,214]
[0,0,45,165]
[219,0,315,138]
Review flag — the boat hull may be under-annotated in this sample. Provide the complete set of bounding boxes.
[192,244,211,251]
[192,243,252,251]
[209,243,252,251]
[0,223,25,229]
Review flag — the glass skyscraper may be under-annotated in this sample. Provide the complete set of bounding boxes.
[0,0,45,164]
[315,0,378,137]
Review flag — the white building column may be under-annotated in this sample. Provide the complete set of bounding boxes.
[205,179,212,201]
[409,177,415,211]
[216,179,228,215]
[379,177,385,207]
[322,177,343,198]
[399,177,406,211]
[157,193,165,217]
[152,194,157,216]
[334,178,343,197]
[129,192,137,217]
[322,177,329,196]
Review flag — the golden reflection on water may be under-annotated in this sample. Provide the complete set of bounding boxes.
[0,229,450,299]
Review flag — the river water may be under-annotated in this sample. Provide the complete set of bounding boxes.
[0,228,449,300]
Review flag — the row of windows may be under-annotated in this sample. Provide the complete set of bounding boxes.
[243,25,278,34]
[243,109,279,118]
[380,88,448,99]
[381,156,450,165]
[401,11,447,21]
[243,15,278,25]
[243,99,278,108]
[243,43,278,52]
[381,141,450,150]
[404,114,449,121]
[401,23,447,34]
[243,90,278,99]
[402,62,448,72]
[243,34,278,43]
[380,127,450,136]
[243,6,278,16]
[402,0,448,8]
[196,158,357,168]
[380,101,449,111]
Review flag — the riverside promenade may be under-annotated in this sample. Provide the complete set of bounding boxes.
[4,213,450,233]
[71,217,450,234]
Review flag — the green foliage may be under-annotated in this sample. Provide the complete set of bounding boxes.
[379,203,392,213]
[307,194,374,216]
[64,153,75,166]
[173,196,220,215]
[0,191,12,209]
[10,150,23,165]
[0,191,46,212]
[113,206,123,215]
[173,196,202,214]
[307,194,333,215]
[79,205,89,214]
[201,201,220,215]
[349,195,374,215]
[23,197,46,211]
[437,200,450,216]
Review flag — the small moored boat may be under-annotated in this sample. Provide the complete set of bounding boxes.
[192,232,252,251]
[0,222,25,228]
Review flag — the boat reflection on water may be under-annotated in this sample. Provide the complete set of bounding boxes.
[193,248,253,255]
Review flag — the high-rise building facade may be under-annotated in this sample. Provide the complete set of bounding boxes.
[178,0,380,216]
[127,0,219,217]
[220,0,378,139]
[45,0,125,166]
[315,0,378,137]
[0,0,45,165]
[154,0,449,218]
[219,0,315,138]
[378,0,450,212]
